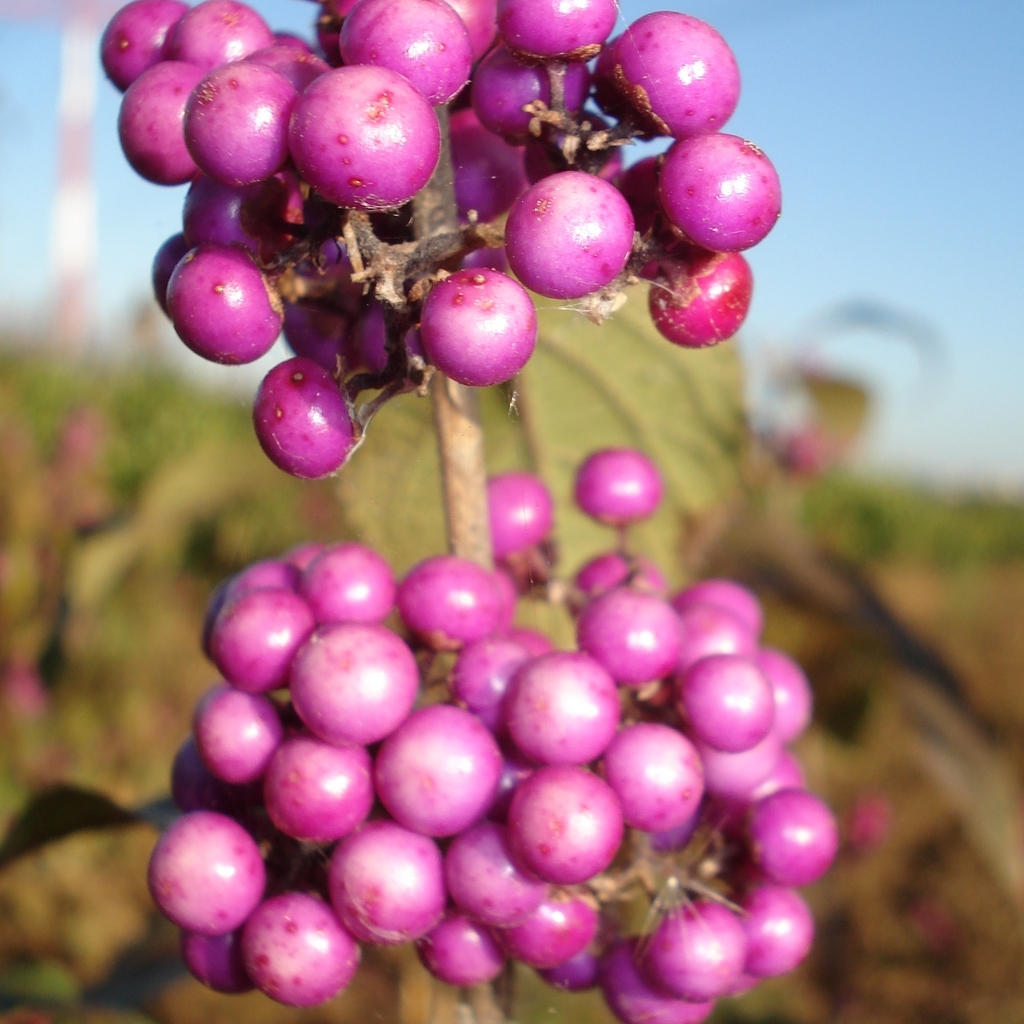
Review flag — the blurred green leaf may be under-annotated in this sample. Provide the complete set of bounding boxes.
[0,960,81,1008]
[802,372,870,446]
[0,786,141,870]
[523,294,746,578]
[337,290,746,579]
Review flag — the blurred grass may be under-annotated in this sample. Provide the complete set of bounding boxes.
[2,343,1024,1023]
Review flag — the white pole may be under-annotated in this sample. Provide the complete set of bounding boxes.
[51,6,99,353]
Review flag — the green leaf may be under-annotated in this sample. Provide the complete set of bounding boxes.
[337,290,745,582]
[522,293,746,579]
[0,960,81,1008]
[0,785,141,870]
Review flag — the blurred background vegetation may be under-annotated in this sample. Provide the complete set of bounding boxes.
[2,296,1024,1023]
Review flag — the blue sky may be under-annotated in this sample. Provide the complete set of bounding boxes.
[1,0,1022,486]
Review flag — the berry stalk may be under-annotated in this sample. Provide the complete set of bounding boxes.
[415,108,494,569]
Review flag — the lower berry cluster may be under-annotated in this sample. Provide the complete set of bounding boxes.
[150,449,837,1017]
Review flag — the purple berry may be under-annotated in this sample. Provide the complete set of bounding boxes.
[505,172,635,300]
[180,929,253,993]
[574,449,663,526]
[288,66,441,211]
[224,558,300,601]
[148,810,265,934]
[299,542,396,624]
[445,0,498,60]
[444,821,547,927]
[649,807,702,853]
[165,0,274,72]
[451,637,531,732]
[505,626,554,657]
[341,0,474,106]
[498,893,598,969]
[615,13,739,138]
[284,542,324,572]
[182,176,261,253]
[659,134,781,253]
[282,303,354,373]
[602,723,703,832]
[503,651,620,765]
[649,251,753,349]
[673,603,757,675]
[748,749,806,802]
[487,472,553,559]
[253,357,356,479]
[496,0,616,58]
[152,233,189,314]
[678,654,774,752]
[508,765,623,884]
[488,750,535,823]
[575,552,667,599]
[672,579,762,636]
[493,567,518,634]
[756,647,813,744]
[184,62,297,187]
[375,704,503,836]
[171,736,252,815]
[208,585,315,693]
[101,0,188,91]
[329,820,446,943]
[750,788,839,887]
[397,555,502,650]
[263,734,373,842]
[118,61,205,185]
[166,243,282,364]
[241,892,359,1007]
[418,915,506,985]
[601,940,716,1024]
[539,948,600,991]
[450,108,529,223]
[741,885,814,978]
[645,901,747,1001]
[246,44,329,92]
[471,44,589,141]
[273,32,312,52]
[289,622,419,745]
[420,269,537,387]
[698,731,781,800]
[193,684,283,783]
[577,589,682,687]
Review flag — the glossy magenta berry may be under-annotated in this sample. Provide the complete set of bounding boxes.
[397,555,503,649]
[649,250,753,348]
[487,472,554,559]
[577,589,682,686]
[101,0,188,92]
[575,448,663,525]
[671,578,762,636]
[615,13,740,138]
[505,172,635,299]
[241,892,359,1007]
[340,0,474,106]
[750,788,839,887]
[299,542,396,624]
[420,269,537,387]
[678,654,775,752]
[496,0,616,58]
[118,61,205,185]
[184,62,297,187]
[166,243,283,364]
[659,133,781,253]
[600,940,715,1024]
[741,885,815,978]
[253,357,356,479]
[375,704,503,836]
[288,66,441,211]
[148,811,265,934]
[602,723,704,832]
[289,623,419,745]
[418,915,506,985]
[165,0,274,72]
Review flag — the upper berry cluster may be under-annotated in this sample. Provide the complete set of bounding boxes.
[103,0,781,480]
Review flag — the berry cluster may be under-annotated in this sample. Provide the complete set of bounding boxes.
[102,0,780,480]
[150,448,836,1017]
